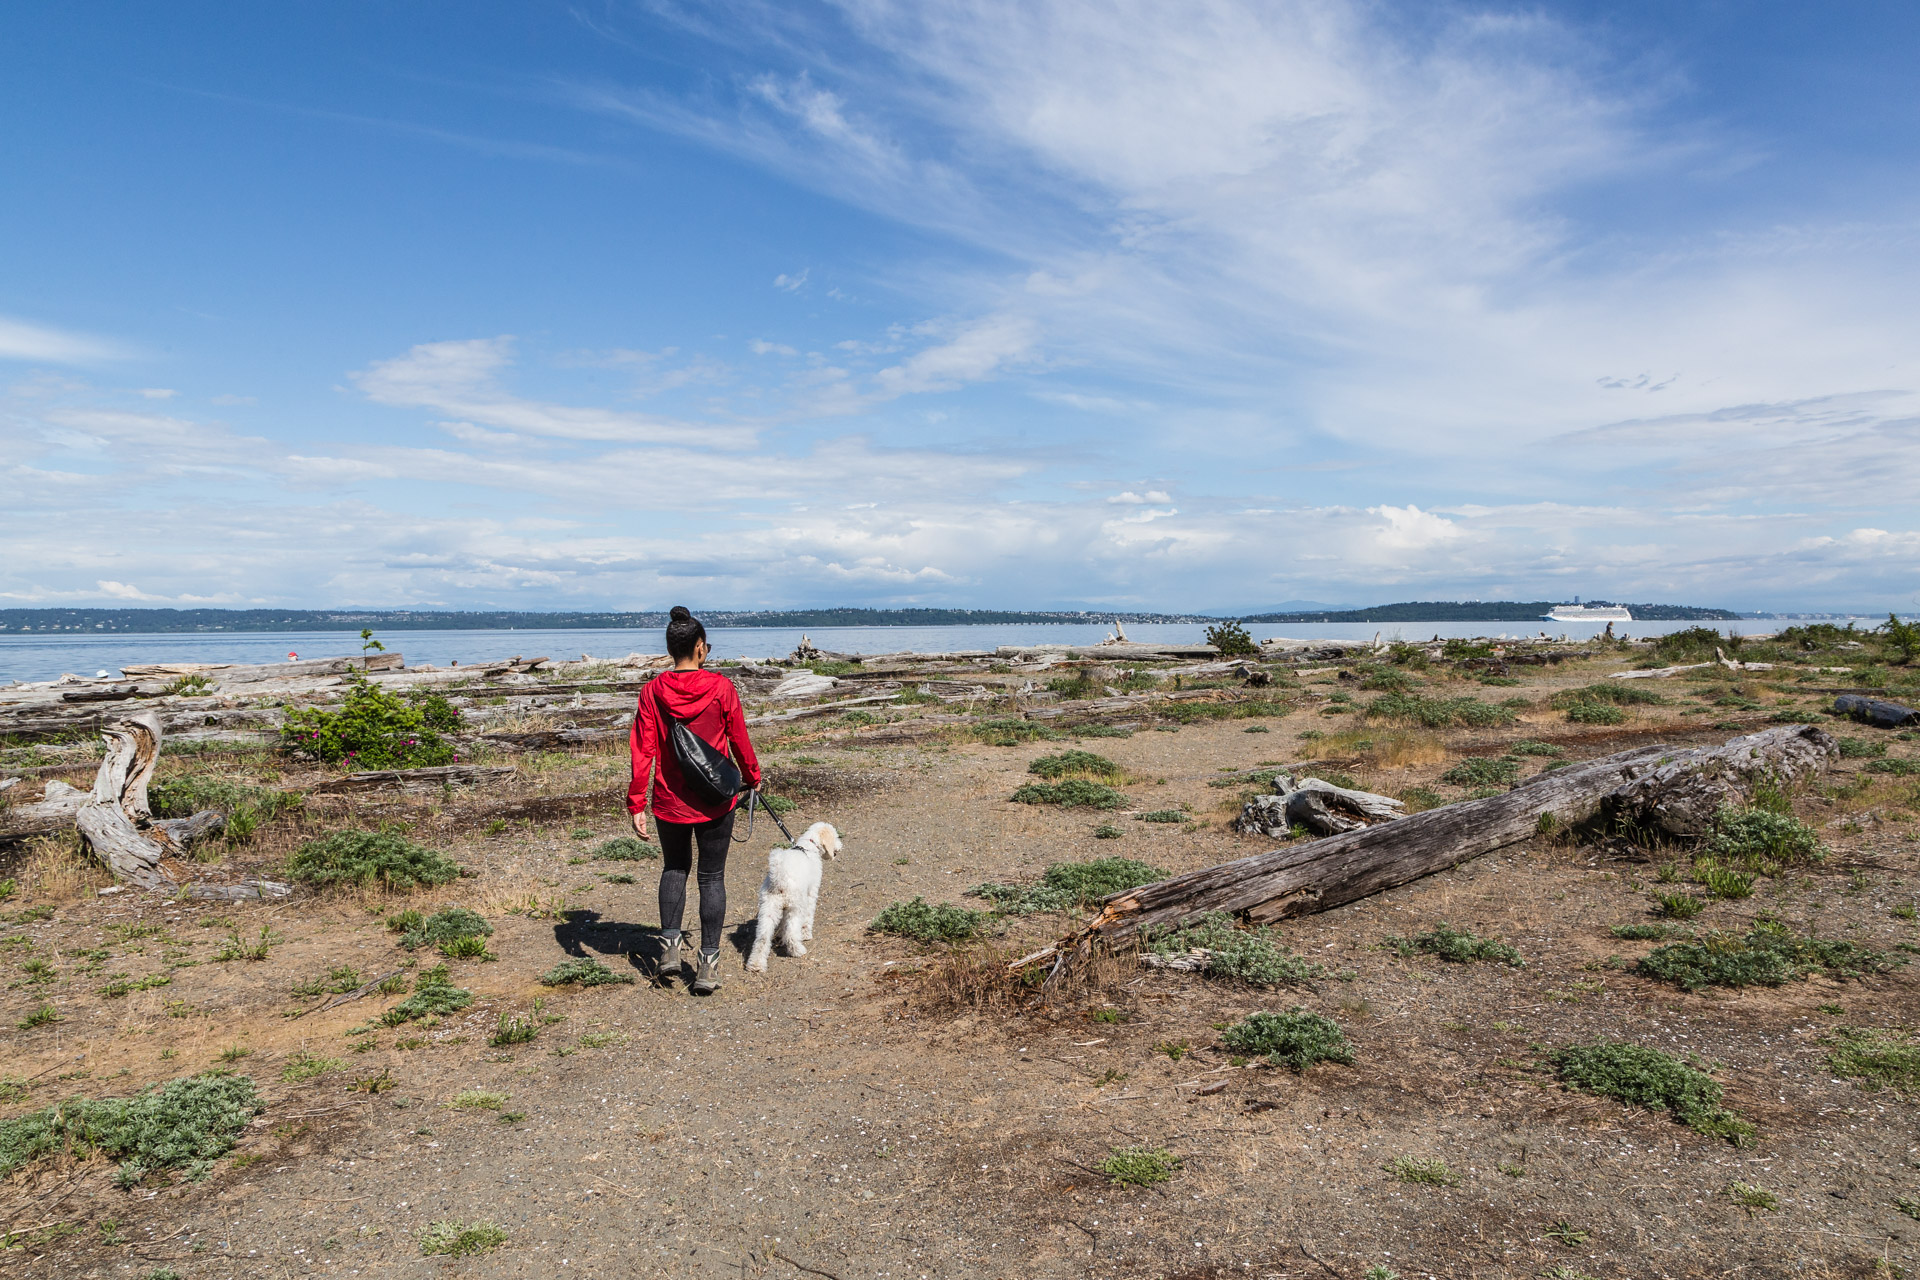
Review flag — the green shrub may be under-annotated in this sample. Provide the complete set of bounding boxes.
[593,837,658,861]
[1092,823,1123,839]
[1552,1038,1753,1144]
[1099,1144,1182,1186]
[1867,758,1920,776]
[1390,922,1523,966]
[1823,1027,1920,1093]
[539,958,635,987]
[1552,683,1667,708]
[1010,779,1128,809]
[870,898,986,943]
[1838,737,1888,758]
[1354,665,1416,693]
[1220,1009,1353,1071]
[1637,923,1897,990]
[280,673,457,769]
[1439,757,1520,788]
[419,1220,507,1258]
[1509,740,1566,758]
[1610,923,1670,941]
[1135,809,1187,823]
[1564,701,1626,725]
[1650,627,1728,662]
[1399,786,1445,812]
[1073,724,1134,739]
[1144,911,1324,986]
[1367,693,1514,729]
[1045,672,1100,700]
[394,907,491,952]
[1204,621,1259,657]
[0,1072,262,1181]
[1028,750,1123,780]
[148,775,302,844]
[379,965,472,1025]
[1651,889,1704,920]
[287,831,461,890]
[1702,807,1825,870]
[970,858,1165,915]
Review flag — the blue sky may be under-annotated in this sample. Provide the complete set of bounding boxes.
[4,1,1917,614]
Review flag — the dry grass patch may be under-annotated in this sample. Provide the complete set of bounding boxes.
[1308,728,1449,770]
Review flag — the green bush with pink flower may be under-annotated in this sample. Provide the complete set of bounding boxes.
[279,674,460,769]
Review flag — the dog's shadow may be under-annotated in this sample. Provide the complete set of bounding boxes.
[552,910,757,975]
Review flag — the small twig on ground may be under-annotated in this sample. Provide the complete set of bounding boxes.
[292,965,409,1019]
[771,1249,844,1280]
[1298,1241,1342,1277]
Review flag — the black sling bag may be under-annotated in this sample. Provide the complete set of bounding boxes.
[651,679,743,804]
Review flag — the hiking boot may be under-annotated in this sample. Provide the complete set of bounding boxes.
[692,949,722,996]
[655,933,684,986]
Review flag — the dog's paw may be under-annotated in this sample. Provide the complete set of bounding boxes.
[745,955,769,973]
[783,942,808,958]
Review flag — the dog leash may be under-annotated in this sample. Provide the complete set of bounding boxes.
[739,787,797,848]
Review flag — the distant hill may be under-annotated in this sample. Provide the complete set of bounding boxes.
[0,606,1218,635]
[1241,600,1741,623]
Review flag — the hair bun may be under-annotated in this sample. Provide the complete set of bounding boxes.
[668,605,692,622]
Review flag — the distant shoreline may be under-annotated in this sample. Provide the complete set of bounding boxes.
[0,601,1862,635]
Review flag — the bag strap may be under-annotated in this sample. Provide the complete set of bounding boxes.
[739,788,796,847]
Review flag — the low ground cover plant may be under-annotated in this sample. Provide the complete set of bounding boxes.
[1220,1009,1353,1071]
[1367,693,1514,729]
[379,964,472,1025]
[593,837,658,861]
[288,831,461,890]
[969,858,1164,914]
[1010,779,1128,809]
[280,673,457,769]
[1552,1039,1754,1144]
[962,718,1065,746]
[389,907,493,955]
[1438,756,1520,788]
[420,1220,507,1258]
[870,898,987,943]
[0,1071,262,1182]
[1823,1027,1920,1093]
[1636,922,1897,990]
[1099,1144,1182,1186]
[1702,807,1824,872]
[1388,922,1524,967]
[539,958,634,987]
[1135,808,1187,823]
[1385,1156,1458,1187]
[1144,911,1324,986]
[1028,749,1122,781]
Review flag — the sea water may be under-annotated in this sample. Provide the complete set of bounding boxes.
[0,618,1842,685]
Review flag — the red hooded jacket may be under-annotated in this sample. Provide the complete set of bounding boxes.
[628,668,762,824]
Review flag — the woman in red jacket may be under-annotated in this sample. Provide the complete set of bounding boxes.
[628,606,761,994]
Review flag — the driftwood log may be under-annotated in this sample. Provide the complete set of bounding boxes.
[1024,725,1837,977]
[74,712,182,888]
[310,764,516,795]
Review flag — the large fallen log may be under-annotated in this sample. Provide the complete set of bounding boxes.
[1025,725,1836,977]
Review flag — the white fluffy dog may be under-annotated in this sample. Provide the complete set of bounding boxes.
[746,821,841,973]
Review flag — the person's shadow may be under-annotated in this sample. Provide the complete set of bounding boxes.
[553,911,757,978]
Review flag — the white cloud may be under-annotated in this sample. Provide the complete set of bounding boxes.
[352,337,753,447]
[0,316,128,364]
[96,580,160,600]
[1107,490,1172,504]
[774,269,809,291]
[138,388,178,400]
[750,339,799,356]
[1368,505,1464,551]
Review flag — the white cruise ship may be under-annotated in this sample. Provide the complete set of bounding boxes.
[1542,602,1632,622]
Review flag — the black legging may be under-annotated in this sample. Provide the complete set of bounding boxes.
[655,808,734,954]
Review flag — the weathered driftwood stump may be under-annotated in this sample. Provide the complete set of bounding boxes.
[1235,773,1405,838]
[72,711,227,889]
[1025,725,1836,981]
